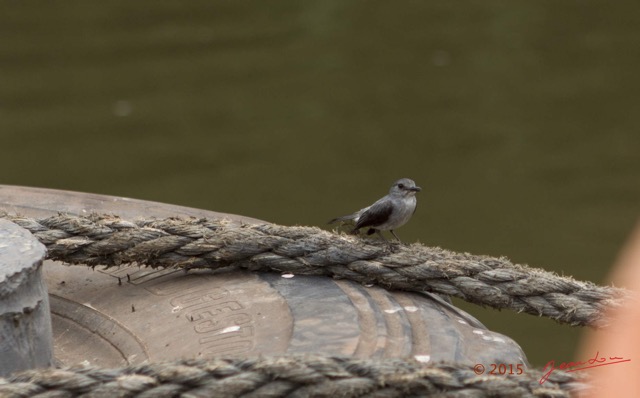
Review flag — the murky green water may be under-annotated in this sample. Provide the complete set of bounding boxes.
[2,1,639,366]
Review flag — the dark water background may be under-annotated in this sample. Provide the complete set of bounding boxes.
[2,1,639,367]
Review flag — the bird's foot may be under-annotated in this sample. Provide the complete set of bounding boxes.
[375,240,402,253]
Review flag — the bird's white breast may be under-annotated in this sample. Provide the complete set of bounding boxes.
[377,196,416,230]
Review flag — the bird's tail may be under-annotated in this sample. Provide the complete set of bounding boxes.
[328,214,356,224]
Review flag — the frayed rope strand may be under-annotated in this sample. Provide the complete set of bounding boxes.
[1,212,630,327]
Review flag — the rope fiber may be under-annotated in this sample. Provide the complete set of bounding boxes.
[0,355,583,397]
[1,212,629,327]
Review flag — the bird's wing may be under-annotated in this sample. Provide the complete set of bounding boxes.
[354,199,393,230]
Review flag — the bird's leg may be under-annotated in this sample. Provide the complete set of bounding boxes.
[390,230,403,243]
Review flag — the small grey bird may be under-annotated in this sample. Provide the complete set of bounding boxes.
[329,178,421,242]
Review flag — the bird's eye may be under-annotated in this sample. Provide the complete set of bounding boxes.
[398,183,405,189]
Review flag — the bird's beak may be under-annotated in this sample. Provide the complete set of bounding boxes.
[410,186,422,192]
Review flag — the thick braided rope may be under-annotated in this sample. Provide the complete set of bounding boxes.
[2,213,629,327]
[0,355,583,397]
